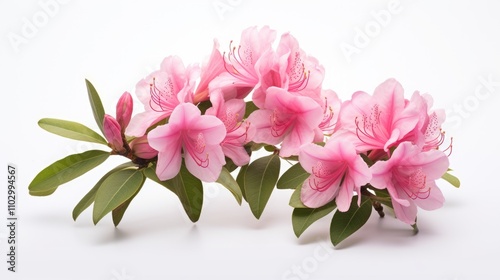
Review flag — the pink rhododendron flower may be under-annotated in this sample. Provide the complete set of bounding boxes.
[209,25,277,100]
[147,103,226,182]
[126,56,199,137]
[252,32,325,108]
[205,92,253,166]
[116,91,133,131]
[336,78,420,154]
[247,87,323,157]
[299,138,372,211]
[370,142,449,225]
[103,114,125,153]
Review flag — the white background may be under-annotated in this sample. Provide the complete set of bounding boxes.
[1,0,499,279]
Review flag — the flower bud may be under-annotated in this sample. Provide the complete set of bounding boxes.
[116,91,133,131]
[130,135,158,159]
[103,114,125,153]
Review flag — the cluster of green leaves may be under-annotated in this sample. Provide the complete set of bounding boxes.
[28,80,242,225]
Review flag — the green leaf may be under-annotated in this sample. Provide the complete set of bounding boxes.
[112,178,145,226]
[277,163,309,189]
[92,169,144,224]
[244,101,259,118]
[38,118,107,145]
[143,165,176,194]
[236,164,249,201]
[197,100,212,114]
[330,195,372,246]
[86,79,105,134]
[244,154,281,219]
[72,162,137,221]
[144,163,203,222]
[292,201,337,237]
[216,167,243,205]
[289,185,308,208]
[442,171,460,188]
[29,150,110,196]
[166,163,204,223]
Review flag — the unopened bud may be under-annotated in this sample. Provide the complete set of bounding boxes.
[116,91,133,130]
[103,114,125,153]
[130,135,158,159]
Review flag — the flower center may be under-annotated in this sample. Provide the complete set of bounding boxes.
[288,51,310,92]
[149,77,178,112]
[394,166,430,200]
[270,109,294,137]
[223,40,257,84]
[355,104,388,147]
[309,161,347,192]
[184,132,209,168]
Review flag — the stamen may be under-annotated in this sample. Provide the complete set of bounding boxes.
[149,77,176,112]
[270,109,293,137]
[309,161,347,192]
[222,40,257,84]
[395,167,430,200]
[184,132,209,168]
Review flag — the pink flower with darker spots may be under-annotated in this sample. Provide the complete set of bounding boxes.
[147,103,226,182]
[370,142,449,225]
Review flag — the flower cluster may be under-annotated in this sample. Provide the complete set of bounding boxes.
[29,26,459,246]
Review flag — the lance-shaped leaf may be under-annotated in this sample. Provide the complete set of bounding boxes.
[244,154,281,219]
[167,163,204,223]
[93,169,144,224]
[38,118,107,145]
[216,167,243,205]
[112,178,145,226]
[144,164,203,222]
[236,164,249,201]
[86,79,105,134]
[143,165,176,194]
[330,195,372,246]
[72,162,137,221]
[442,171,460,188]
[277,163,309,189]
[29,150,110,196]
[292,201,337,237]
[289,185,308,208]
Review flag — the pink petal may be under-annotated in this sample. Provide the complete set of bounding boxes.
[301,176,338,208]
[125,111,169,137]
[414,182,445,210]
[185,144,225,182]
[189,114,226,145]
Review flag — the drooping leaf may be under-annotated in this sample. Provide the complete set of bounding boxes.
[166,163,204,223]
[72,162,137,221]
[143,165,176,194]
[244,154,281,219]
[112,178,145,226]
[216,167,243,205]
[330,195,372,246]
[38,118,107,145]
[144,163,203,222]
[442,171,460,188]
[277,163,309,189]
[29,150,110,196]
[236,164,249,201]
[93,169,144,224]
[292,201,337,237]
[85,79,105,134]
[289,185,308,208]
